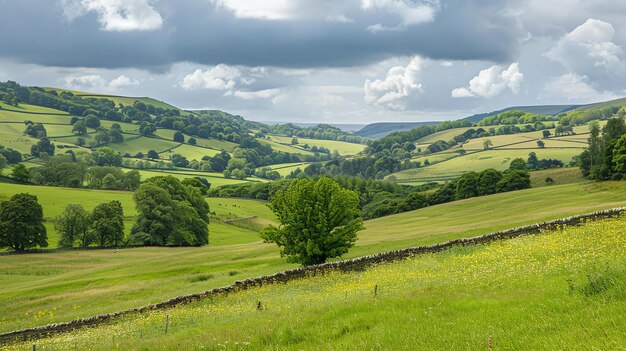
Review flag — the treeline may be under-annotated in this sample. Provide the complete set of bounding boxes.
[0,176,211,251]
[478,110,557,126]
[263,123,367,144]
[579,117,626,180]
[560,106,625,126]
[365,119,473,154]
[2,146,142,190]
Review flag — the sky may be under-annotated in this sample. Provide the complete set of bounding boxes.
[1,0,625,124]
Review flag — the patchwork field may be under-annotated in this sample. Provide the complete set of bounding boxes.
[393,148,583,181]
[267,135,366,155]
[5,216,625,350]
[1,181,625,334]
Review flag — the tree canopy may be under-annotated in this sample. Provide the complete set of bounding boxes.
[261,177,363,265]
[0,193,47,251]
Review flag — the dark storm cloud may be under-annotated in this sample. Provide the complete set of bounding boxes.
[0,0,523,70]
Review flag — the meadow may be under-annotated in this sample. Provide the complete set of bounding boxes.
[392,148,583,181]
[267,135,366,155]
[1,181,626,334]
[5,217,625,350]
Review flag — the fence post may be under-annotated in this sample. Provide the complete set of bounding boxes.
[165,314,169,334]
[32,345,36,351]
[374,284,378,296]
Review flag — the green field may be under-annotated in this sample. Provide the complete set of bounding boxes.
[0,102,69,115]
[392,148,582,181]
[129,169,261,187]
[258,138,315,156]
[5,217,625,350]
[0,109,72,124]
[154,129,237,152]
[1,181,625,334]
[529,167,587,187]
[267,135,366,156]
[266,162,311,176]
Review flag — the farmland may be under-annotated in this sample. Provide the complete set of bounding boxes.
[1,180,626,334]
[5,216,625,350]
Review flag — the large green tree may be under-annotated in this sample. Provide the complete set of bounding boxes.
[130,176,209,246]
[0,193,47,251]
[91,201,125,247]
[261,177,363,265]
[55,204,92,248]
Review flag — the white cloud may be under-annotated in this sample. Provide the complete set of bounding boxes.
[180,65,244,90]
[364,56,424,110]
[544,73,618,103]
[362,0,438,31]
[212,0,353,22]
[109,75,140,89]
[64,73,140,91]
[451,63,523,98]
[545,18,623,74]
[225,88,281,100]
[64,74,108,89]
[212,0,437,27]
[59,0,163,31]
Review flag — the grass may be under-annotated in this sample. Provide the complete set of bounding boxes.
[266,162,311,176]
[267,135,365,156]
[529,167,587,187]
[392,148,582,181]
[1,181,626,334]
[5,217,625,350]
[104,136,178,156]
[154,130,236,152]
[0,102,68,115]
[257,138,315,156]
[128,169,260,187]
[0,109,72,124]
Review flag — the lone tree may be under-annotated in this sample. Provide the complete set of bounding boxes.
[0,193,47,251]
[91,201,125,247]
[55,204,92,248]
[483,139,493,150]
[261,177,363,265]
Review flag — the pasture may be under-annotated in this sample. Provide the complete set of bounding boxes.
[1,181,626,333]
[5,217,625,350]
[392,148,583,181]
[267,135,366,156]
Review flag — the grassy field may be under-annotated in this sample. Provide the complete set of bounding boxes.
[0,109,72,124]
[392,148,582,181]
[129,169,261,187]
[0,102,69,115]
[154,129,237,152]
[266,162,311,176]
[529,167,586,187]
[5,217,625,350]
[267,135,366,156]
[1,181,626,333]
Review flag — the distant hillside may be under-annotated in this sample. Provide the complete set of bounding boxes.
[463,104,580,123]
[262,121,367,132]
[355,121,440,138]
[576,97,626,111]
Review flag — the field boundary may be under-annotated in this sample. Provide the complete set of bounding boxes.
[1,206,624,344]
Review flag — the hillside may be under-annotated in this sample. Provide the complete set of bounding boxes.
[4,216,625,350]
[463,104,580,123]
[0,82,368,186]
[354,121,440,138]
[1,180,625,334]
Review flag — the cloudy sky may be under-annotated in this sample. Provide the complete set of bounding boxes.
[1,0,625,123]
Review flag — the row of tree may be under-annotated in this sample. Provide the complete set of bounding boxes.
[579,117,626,180]
[0,176,211,251]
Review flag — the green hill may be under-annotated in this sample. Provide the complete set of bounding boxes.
[1,180,625,334]
[4,213,625,350]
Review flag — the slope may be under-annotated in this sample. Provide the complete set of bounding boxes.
[1,181,626,333]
